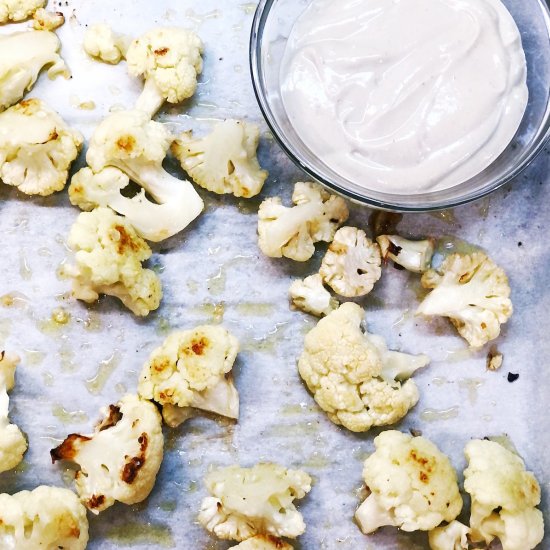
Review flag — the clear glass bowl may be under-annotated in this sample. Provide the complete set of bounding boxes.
[250,0,550,211]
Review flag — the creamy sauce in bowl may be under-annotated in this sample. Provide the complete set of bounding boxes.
[280,0,528,194]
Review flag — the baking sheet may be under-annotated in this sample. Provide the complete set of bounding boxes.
[0,1,548,548]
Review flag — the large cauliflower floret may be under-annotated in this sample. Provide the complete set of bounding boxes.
[0,30,67,112]
[258,182,349,261]
[463,439,544,550]
[298,302,429,432]
[356,431,463,534]
[0,486,89,550]
[320,226,382,297]
[289,273,339,317]
[138,326,240,427]
[234,535,293,549]
[0,0,44,23]
[65,208,162,316]
[0,98,83,196]
[83,23,131,65]
[377,235,435,273]
[84,109,204,240]
[428,520,470,550]
[417,252,513,348]
[172,119,268,198]
[51,394,164,514]
[198,463,311,542]
[126,27,203,117]
[0,351,27,473]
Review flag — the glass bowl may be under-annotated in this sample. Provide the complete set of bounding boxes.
[250,0,550,211]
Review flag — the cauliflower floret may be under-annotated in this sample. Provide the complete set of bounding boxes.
[0,30,67,112]
[0,98,83,196]
[32,8,64,31]
[429,521,470,550]
[83,23,131,65]
[83,109,203,239]
[0,351,27,473]
[463,439,544,550]
[0,486,88,549]
[233,535,293,549]
[320,227,382,297]
[289,274,338,317]
[417,252,513,348]
[258,182,349,261]
[126,27,203,117]
[138,326,239,427]
[65,208,162,316]
[172,119,268,198]
[377,235,435,273]
[356,431,463,534]
[51,394,164,514]
[0,0,44,23]
[198,463,311,541]
[298,303,429,432]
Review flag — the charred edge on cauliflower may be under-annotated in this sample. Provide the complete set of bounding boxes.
[97,405,123,431]
[121,433,148,484]
[50,434,91,463]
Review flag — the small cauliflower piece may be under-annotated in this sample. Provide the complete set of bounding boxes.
[51,394,164,514]
[84,109,203,240]
[320,226,382,297]
[0,30,67,112]
[0,98,83,196]
[356,431,462,534]
[198,463,311,541]
[126,27,203,117]
[233,535,293,549]
[289,274,338,317]
[377,235,435,273]
[0,486,88,549]
[32,8,64,31]
[138,326,239,427]
[0,351,27,473]
[83,23,131,65]
[463,439,544,550]
[298,303,429,432]
[0,0,44,23]
[417,252,513,348]
[429,521,470,550]
[172,119,268,198]
[258,182,349,261]
[65,208,162,316]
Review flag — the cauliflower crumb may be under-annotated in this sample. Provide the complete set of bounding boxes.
[258,182,349,261]
[0,0,45,23]
[172,119,268,198]
[486,346,503,371]
[356,431,463,534]
[289,274,338,317]
[51,394,164,514]
[138,326,240,427]
[83,23,131,65]
[198,463,311,541]
[32,8,64,31]
[298,303,429,432]
[377,235,435,273]
[320,226,382,297]
[234,535,293,549]
[428,520,470,550]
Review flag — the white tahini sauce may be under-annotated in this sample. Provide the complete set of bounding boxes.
[281,0,528,193]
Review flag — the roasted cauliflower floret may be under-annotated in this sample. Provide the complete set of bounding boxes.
[356,431,462,535]
[0,486,89,550]
[320,227,382,297]
[258,182,348,261]
[32,8,64,31]
[84,109,203,240]
[172,119,268,198]
[0,30,67,112]
[83,23,131,64]
[289,274,338,317]
[138,326,239,427]
[377,235,435,273]
[234,535,293,549]
[65,208,162,316]
[417,252,513,348]
[0,351,27,473]
[0,0,44,23]
[0,99,83,196]
[126,27,203,116]
[51,394,164,514]
[463,439,544,550]
[198,463,311,541]
[429,520,470,550]
[298,303,429,432]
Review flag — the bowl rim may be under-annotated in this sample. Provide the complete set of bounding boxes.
[249,0,550,212]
